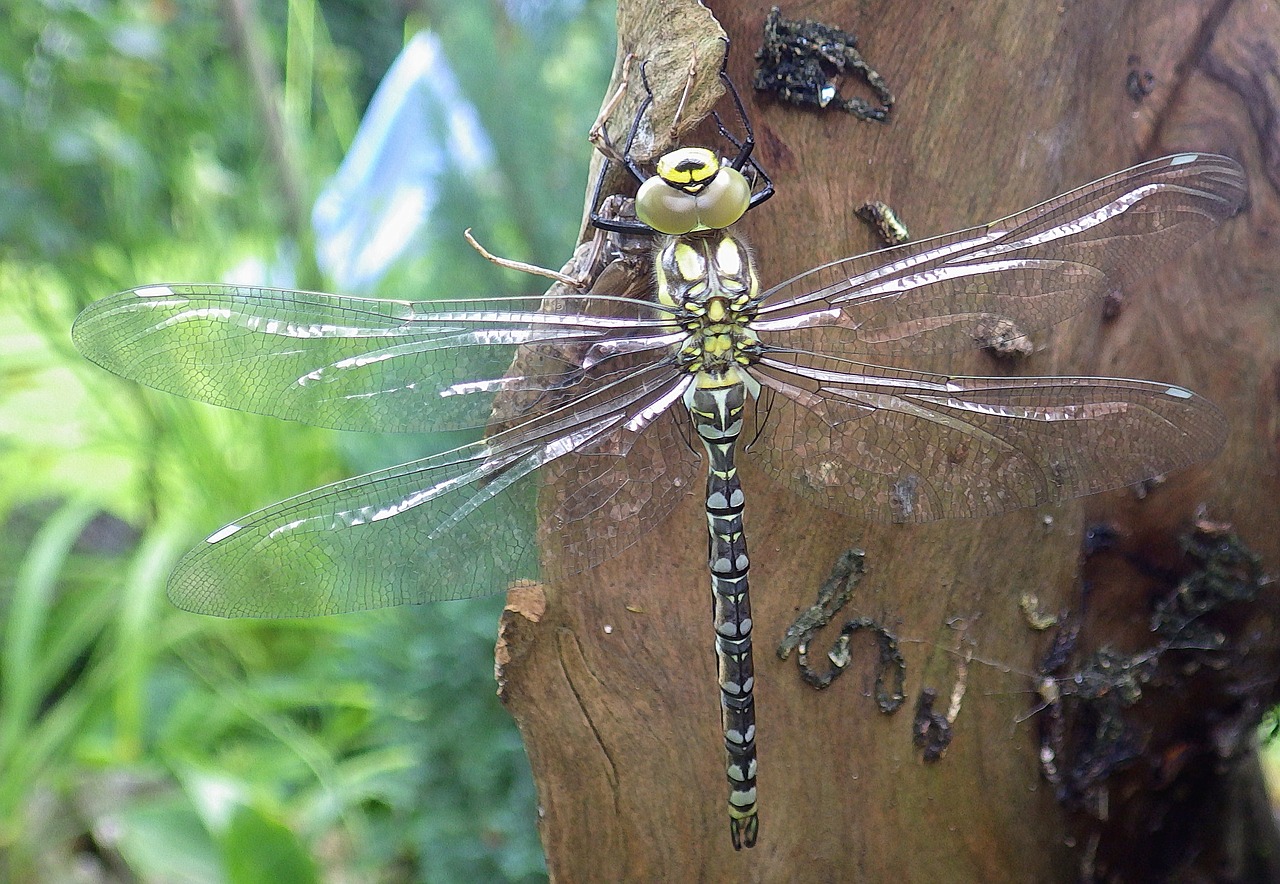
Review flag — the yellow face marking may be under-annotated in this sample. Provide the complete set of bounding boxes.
[656,146,719,191]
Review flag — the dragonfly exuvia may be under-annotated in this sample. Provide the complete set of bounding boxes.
[72,59,1246,849]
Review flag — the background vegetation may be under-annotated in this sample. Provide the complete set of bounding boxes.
[0,1,614,880]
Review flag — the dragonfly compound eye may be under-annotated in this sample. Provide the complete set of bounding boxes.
[638,152,751,235]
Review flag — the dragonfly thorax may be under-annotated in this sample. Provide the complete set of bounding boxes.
[655,229,762,375]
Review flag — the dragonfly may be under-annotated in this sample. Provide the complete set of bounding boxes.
[72,60,1246,849]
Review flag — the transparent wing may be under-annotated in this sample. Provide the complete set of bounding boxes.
[753,153,1246,360]
[748,354,1226,523]
[72,283,679,433]
[169,358,692,616]
[171,439,544,616]
[543,406,701,577]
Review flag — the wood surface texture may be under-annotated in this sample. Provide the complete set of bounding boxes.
[496,1,1280,879]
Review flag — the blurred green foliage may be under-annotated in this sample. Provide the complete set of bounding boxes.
[0,0,614,880]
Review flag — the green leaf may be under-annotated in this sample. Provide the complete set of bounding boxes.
[0,500,97,765]
[111,790,224,884]
[223,803,319,884]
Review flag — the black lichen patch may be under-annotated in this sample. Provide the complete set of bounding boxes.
[912,688,953,762]
[1033,518,1266,814]
[778,547,865,659]
[1151,517,1263,642]
[753,6,894,122]
[779,548,905,712]
[792,616,907,713]
[1125,56,1156,103]
[1038,644,1160,809]
[1082,521,1119,558]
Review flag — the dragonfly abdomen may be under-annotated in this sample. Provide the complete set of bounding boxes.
[685,371,759,850]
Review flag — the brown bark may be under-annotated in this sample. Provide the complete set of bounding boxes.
[497,1,1280,880]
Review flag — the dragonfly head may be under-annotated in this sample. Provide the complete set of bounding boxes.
[655,146,722,193]
[636,146,751,235]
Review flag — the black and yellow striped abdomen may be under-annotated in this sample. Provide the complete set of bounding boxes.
[683,368,759,849]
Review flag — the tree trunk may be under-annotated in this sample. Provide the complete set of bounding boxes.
[497,1,1280,880]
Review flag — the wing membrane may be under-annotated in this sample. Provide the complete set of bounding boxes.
[754,153,1246,360]
[73,153,1244,616]
[749,353,1225,522]
[72,283,679,433]
[170,358,692,616]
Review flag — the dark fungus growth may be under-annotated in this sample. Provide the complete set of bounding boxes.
[1034,519,1266,813]
[778,547,866,659]
[1151,517,1263,642]
[1082,521,1120,558]
[779,548,905,712]
[912,688,954,762]
[793,616,907,712]
[1126,55,1156,103]
[753,6,894,122]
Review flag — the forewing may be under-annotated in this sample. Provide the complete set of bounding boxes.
[754,153,1246,360]
[72,283,676,433]
[748,355,1226,523]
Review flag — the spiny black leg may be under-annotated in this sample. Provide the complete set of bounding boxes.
[587,60,659,234]
[715,61,774,208]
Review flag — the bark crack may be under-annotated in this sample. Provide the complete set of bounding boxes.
[554,627,622,805]
[1142,0,1242,158]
